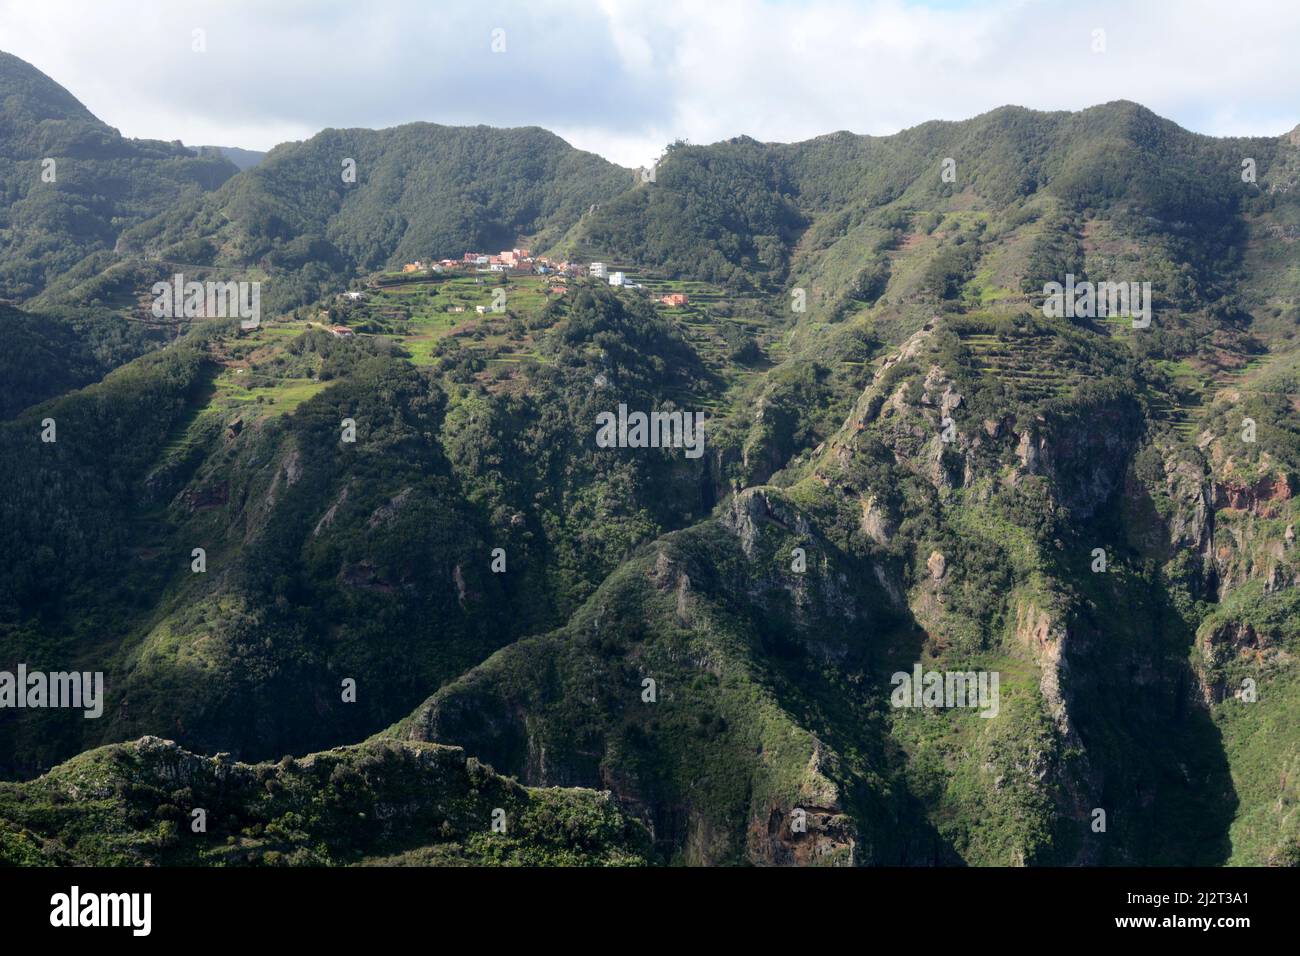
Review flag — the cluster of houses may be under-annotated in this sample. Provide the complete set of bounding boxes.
[389,252,691,309]
[589,261,636,289]
[588,261,688,306]
[319,250,689,341]
[403,248,589,277]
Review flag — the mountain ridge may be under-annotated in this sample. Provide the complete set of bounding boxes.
[0,49,1297,867]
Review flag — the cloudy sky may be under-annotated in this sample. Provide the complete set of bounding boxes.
[2,0,1298,167]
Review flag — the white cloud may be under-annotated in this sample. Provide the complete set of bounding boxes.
[0,0,1296,166]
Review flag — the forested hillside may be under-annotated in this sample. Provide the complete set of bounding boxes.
[1,50,1297,867]
[105,122,634,313]
[0,53,239,302]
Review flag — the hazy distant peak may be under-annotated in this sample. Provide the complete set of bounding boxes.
[195,145,267,171]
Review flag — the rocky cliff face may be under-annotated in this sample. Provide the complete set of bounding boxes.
[389,504,872,866]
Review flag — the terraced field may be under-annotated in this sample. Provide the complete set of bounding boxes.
[958,330,1076,403]
[1144,391,1201,440]
[342,272,561,369]
[1206,354,1279,402]
[633,271,792,415]
[1144,354,1286,441]
[176,265,828,429]
[1144,358,1205,439]
[613,269,781,366]
[151,324,350,468]
[953,327,1278,444]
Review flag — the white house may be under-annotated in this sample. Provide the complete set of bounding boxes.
[609,271,627,287]
[590,261,607,278]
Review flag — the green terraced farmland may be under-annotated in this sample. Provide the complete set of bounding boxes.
[958,330,1075,402]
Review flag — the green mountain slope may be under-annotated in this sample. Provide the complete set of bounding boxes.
[0,736,651,865]
[1,65,1297,866]
[0,302,159,418]
[0,287,722,777]
[195,146,267,172]
[105,123,634,314]
[0,52,240,302]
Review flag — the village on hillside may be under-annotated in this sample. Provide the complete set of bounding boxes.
[394,249,690,308]
[306,247,727,374]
